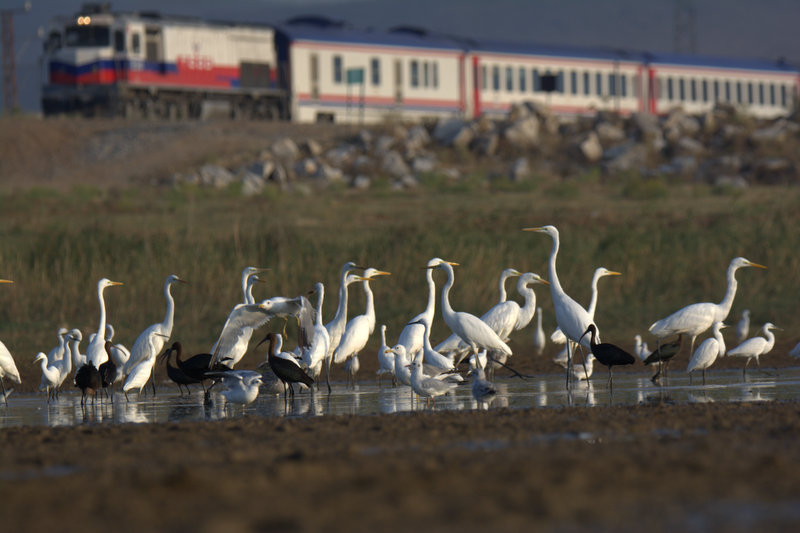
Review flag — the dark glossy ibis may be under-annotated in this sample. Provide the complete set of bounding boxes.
[258,332,313,399]
[75,362,102,406]
[98,341,117,401]
[644,335,682,383]
[579,324,636,389]
[159,343,199,396]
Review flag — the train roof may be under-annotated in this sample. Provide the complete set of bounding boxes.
[276,17,466,52]
[469,38,641,64]
[644,51,798,74]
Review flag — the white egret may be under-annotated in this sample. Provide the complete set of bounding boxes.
[301,282,330,381]
[532,307,546,356]
[687,322,727,385]
[85,278,124,368]
[240,266,267,304]
[408,353,458,407]
[435,267,521,358]
[409,318,454,370]
[344,354,360,388]
[572,353,595,381]
[205,370,263,407]
[376,324,395,386]
[125,274,185,377]
[0,279,20,403]
[524,225,597,386]
[66,329,85,378]
[633,335,650,362]
[726,322,779,375]
[649,257,766,356]
[123,334,167,401]
[550,267,620,344]
[333,268,391,366]
[430,261,512,362]
[46,328,69,366]
[323,262,363,389]
[105,324,130,384]
[397,257,448,361]
[34,352,60,402]
[736,309,751,345]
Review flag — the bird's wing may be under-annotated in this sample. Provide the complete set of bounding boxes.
[550,327,567,344]
[0,340,21,383]
[480,301,519,339]
[126,325,162,373]
[210,304,272,367]
[650,303,716,337]
[296,295,316,350]
[333,316,369,364]
[727,337,766,357]
[456,312,512,355]
[433,332,467,354]
[687,339,718,372]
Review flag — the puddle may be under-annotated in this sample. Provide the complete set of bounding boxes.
[2,367,799,429]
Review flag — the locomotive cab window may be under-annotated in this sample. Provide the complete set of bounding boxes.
[132,33,141,54]
[114,30,125,52]
[65,25,110,47]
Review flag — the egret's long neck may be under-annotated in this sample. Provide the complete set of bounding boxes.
[587,274,601,318]
[315,288,325,327]
[96,286,108,337]
[331,270,350,328]
[245,279,256,305]
[380,327,386,347]
[70,339,81,367]
[547,234,565,299]
[536,310,542,328]
[516,283,537,329]
[764,328,775,350]
[363,280,376,333]
[422,321,434,351]
[162,282,176,334]
[717,265,740,320]
[498,274,509,303]
[440,265,456,321]
[714,326,726,355]
[423,269,436,325]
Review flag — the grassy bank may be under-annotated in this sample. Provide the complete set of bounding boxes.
[2,179,799,389]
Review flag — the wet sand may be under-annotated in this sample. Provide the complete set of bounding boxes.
[2,399,799,532]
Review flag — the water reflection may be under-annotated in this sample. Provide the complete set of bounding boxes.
[2,367,800,428]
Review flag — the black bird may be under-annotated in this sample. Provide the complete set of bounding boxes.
[75,363,102,406]
[98,341,117,401]
[644,335,682,384]
[159,344,198,396]
[257,332,313,398]
[162,342,229,390]
[579,324,636,389]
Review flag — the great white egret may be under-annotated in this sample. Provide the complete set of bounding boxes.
[85,278,124,368]
[34,352,60,402]
[578,324,635,389]
[435,267,521,358]
[687,322,727,385]
[397,257,448,361]
[301,282,331,381]
[323,262,364,390]
[125,274,185,377]
[550,267,620,344]
[736,309,751,345]
[532,307,546,356]
[333,268,391,366]
[0,279,20,404]
[376,324,395,386]
[408,353,458,407]
[240,266,267,304]
[649,257,766,357]
[726,322,779,375]
[408,318,454,370]
[430,261,512,362]
[524,225,597,386]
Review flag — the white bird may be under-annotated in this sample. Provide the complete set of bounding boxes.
[333,268,391,367]
[572,353,595,381]
[34,352,60,402]
[687,322,727,385]
[524,226,597,385]
[390,344,413,388]
[0,278,20,403]
[49,330,75,390]
[736,309,751,345]
[397,257,447,361]
[301,282,330,381]
[66,329,85,378]
[649,257,766,357]
[435,267,521,358]
[550,267,620,344]
[532,307,546,356]
[344,354,360,388]
[431,261,512,363]
[726,322,778,374]
[633,335,650,363]
[125,274,185,377]
[323,262,363,389]
[105,324,130,384]
[376,324,395,386]
[513,273,549,332]
[46,328,69,366]
[409,318,455,370]
[206,370,263,407]
[408,353,458,406]
[240,266,267,304]
[470,352,497,407]
[789,342,800,359]
[85,278,124,368]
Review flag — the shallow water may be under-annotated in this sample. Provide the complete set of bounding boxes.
[3,367,799,428]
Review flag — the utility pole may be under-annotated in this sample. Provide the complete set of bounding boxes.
[673,0,697,54]
[1,2,31,114]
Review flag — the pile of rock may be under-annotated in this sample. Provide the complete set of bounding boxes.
[168,101,800,194]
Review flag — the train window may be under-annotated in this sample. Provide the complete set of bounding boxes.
[595,72,602,96]
[570,71,577,95]
[482,66,487,90]
[114,30,125,52]
[701,80,708,102]
[667,78,673,101]
[769,84,776,106]
[690,79,696,102]
[713,80,719,102]
[432,62,438,88]
[678,78,685,101]
[758,83,764,105]
[621,74,627,97]
[608,73,616,97]
[780,85,787,107]
[333,55,343,84]
[65,25,110,47]
[519,68,526,92]
[424,62,430,87]
[492,66,500,91]
[132,33,141,54]
[747,83,753,104]
[725,81,731,102]
[506,67,513,92]
[370,57,380,86]
[532,69,539,92]
[311,54,319,99]
[410,60,419,87]
[583,71,590,95]
[736,82,742,103]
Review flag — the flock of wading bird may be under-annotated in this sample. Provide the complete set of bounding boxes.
[1,225,797,410]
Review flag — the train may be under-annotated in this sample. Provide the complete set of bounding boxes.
[41,3,800,123]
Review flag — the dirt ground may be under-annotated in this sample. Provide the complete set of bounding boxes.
[1,399,799,533]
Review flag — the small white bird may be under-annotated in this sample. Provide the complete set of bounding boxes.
[34,352,60,402]
[376,324,396,386]
[390,344,413,388]
[470,352,497,408]
[572,353,595,381]
[532,307,546,356]
[726,322,779,375]
[344,354,360,388]
[408,354,458,407]
[46,328,69,366]
[206,370,263,407]
[789,342,800,359]
[687,322,727,385]
[735,309,751,345]
[633,335,650,363]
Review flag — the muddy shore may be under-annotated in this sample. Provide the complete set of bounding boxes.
[1,400,799,533]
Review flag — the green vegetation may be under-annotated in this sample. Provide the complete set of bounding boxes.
[2,182,799,386]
